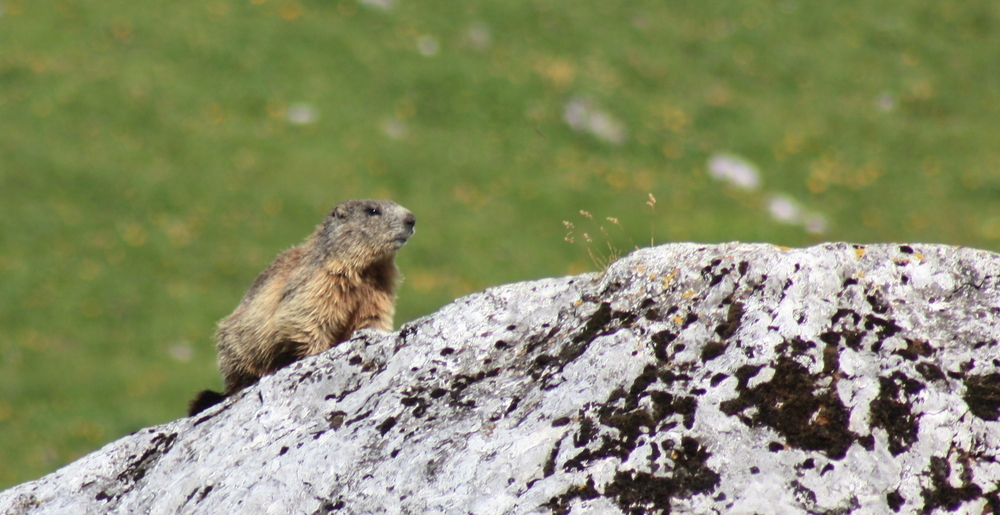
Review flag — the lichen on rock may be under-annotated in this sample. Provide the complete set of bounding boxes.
[3,242,1000,514]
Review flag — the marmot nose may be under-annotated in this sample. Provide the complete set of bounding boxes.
[403,212,416,231]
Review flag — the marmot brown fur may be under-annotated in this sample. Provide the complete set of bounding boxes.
[189,199,415,415]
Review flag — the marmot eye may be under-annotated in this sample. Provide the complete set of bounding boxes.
[367,207,381,216]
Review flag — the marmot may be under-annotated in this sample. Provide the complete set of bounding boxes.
[189,199,415,415]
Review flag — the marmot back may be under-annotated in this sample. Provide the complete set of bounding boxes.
[189,199,415,415]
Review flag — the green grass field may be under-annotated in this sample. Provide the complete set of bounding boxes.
[2,0,998,488]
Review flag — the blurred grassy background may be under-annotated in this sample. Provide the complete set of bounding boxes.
[1,0,998,488]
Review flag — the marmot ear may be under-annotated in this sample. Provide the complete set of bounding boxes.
[332,204,348,219]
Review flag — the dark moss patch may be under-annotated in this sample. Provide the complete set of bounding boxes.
[842,331,865,351]
[893,338,935,361]
[524,326,560,355]
[818,332,840,346]
[864,314,903,341]
[573,416,596,447]
[312,499,345,514]
[563,433,632,472]
[672,396,698,429]
[710,373,729,387]
[963,373,1000,421]
[985,491,1000,515]
[566,370,701,474]
[822,341,840,375]
[866,290,889,314]
[921,456,983,513]
[97,432,179,502]
[832,308,861,326]
[887,490,905,512]
[714,302,744,339]
[543,438,562,477]
[657,369,692,385]
[602,408,656,443]
[700,341,728,362]
[532,355,558,371]
[603,438,720,513]
[541,477,600,515]
[915,362,946,382]
[196,485,213,503]
[118,432,178,483]
[651,331,678,362]
[533,302,639,384]
[573,302,615,345]
[376,416,397,435]
[732,365,763,388]
[551,417,572,427]
[673,437,721,495]
[775,337,815,357]
[505,396,521,415]
[869,373,921,455]
[449,368,502,404]
[974,340,998,349]
[906,339,936,358]
[400,396,429,418]
[701,259,731,287]
[791,480,817,507]
[627,365,660,408]
[719,357,854,459]
[821,328,866,352]
[345,409,373,426]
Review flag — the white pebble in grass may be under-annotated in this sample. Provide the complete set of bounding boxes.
[418,36,440,57]
[381,118,408,140]
[707,153,761,191]
[467,22,491,50]
[877,92,897,112]
[767,194,830,234]
[562,97,627,146]
[804,213,829,234]
[168,342,194,362]
[286,103,318,125]
[768,194,804,225]
[358,0,394,11]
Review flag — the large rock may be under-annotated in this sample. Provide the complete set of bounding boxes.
[3,242,1000,514]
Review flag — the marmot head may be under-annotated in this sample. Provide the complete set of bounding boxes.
[316,199,415,265]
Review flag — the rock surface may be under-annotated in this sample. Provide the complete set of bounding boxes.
[3,242,1000,514]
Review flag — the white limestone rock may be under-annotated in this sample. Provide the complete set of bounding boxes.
[3,242,1000,514]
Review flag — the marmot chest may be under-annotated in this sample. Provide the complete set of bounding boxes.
[303,268,395,344]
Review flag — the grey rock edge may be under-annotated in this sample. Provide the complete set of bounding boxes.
[3,242,1000,515]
